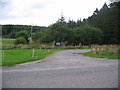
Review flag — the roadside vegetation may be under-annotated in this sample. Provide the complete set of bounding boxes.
[2,2,119,45]
[83,45,119,59]
[2,49,68,66]
[2,38,90,49]
[1,2,119,65]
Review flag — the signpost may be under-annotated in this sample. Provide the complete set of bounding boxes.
[55,42,61,46]
[28,24,33,46]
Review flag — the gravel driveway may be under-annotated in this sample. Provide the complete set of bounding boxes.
[2,49,118,88]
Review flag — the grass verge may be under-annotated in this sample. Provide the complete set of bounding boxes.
[2,48,75,66]
[83,51,119,59]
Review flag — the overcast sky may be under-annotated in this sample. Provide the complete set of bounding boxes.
[0,0,111,26]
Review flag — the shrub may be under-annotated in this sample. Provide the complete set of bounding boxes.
[15,30,29,43]
[73,25,103,45]
[14,37,27,45]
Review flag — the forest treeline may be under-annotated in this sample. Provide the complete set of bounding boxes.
[2,2,120,45]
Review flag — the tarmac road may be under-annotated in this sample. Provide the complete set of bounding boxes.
[2,50,118,88]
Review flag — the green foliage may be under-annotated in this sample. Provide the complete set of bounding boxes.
[2,24,47,38]
[33,32,44,42]
[87,2,119,44]
[67,19,77,28]
[48,22,73,43]
[16,30,28,39]
[16,30,28,37]
[14,37,27,45]
[58,13,66,23]
[33,22,74,45]
[73,25,103,45]
[2,2,119,45]
[33,23,103,45]
[15,30,30,43]
[33,30,50,43]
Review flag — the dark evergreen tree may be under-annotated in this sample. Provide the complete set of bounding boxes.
[76,19,82,27]
[58,13,66,23]
[67,19,77,28]
[87,2,119,44]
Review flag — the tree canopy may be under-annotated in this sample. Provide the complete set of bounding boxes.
[2,2,119,45]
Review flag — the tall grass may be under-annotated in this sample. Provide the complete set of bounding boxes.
[83,45,119,59]
[2,39,90,49]
[91,45,119,56]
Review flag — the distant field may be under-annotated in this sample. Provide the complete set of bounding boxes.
[1,38,15,45]
[2,49,66,66]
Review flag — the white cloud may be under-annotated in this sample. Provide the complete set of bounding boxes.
[0,0,109,26]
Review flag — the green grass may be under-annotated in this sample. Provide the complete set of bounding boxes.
[1,49,70,66]
[83,51,119,59]
[1,38,15,45]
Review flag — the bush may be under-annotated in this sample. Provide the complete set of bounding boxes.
[14,37,27,45]
[15,30,29,43]
[73,25,103,45]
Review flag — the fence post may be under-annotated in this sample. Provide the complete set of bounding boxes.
[32,49,34,58]
[2,50,4,65]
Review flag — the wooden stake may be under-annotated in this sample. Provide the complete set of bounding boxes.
[32,49,34,58]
